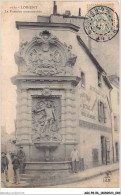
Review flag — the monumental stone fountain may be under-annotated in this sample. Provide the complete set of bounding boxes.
[11,28,80,174]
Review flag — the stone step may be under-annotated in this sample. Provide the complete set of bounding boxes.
[20,178,32,182]
[10,174,83,188]
[20,173,71,181]
[8,181,30,188]
[18,175,80,187]
[19,178,59,187]
[20,174,32,178]
[18,170,85,187]
[19,175,73,187]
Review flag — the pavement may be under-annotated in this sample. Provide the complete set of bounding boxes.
[52,170,119,188]
[48,162,119,188]
[1,162,119,188]
[61,162,119,184]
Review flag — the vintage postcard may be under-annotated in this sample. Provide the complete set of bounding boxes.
[1,0,120,190]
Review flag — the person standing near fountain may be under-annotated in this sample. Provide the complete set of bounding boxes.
[17,146,25,174]
[1,152,9,186]
[71,146,79,173]
[12,154,20,184]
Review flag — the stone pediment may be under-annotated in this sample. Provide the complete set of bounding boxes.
[15,30,77,76]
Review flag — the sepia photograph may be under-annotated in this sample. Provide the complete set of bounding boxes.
[1,0,120,189]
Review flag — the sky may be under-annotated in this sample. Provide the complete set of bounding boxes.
[1,1,119,134]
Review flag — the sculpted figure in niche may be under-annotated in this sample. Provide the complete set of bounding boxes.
[32,100,57,134]
[32,98,62,142]
[42,101,56,133]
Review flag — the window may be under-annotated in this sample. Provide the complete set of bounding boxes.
[115,142,119,161]
[92,148,99,162]
[117,92,119,105]
[81,72,85,88]
[98,101,106,123]
[98,72,102,87]
[114,116,118,131]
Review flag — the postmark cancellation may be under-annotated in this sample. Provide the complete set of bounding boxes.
[84,5,119,42]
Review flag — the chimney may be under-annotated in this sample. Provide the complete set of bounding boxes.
[78,8,81,16]
[65,10,71,16]
[53,1,57,15]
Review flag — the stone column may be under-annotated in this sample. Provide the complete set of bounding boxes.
[17,89,31,144]
[70,88,77,141]
[61,90,67,160]
[61,90,66,141]
[65,89,76,141]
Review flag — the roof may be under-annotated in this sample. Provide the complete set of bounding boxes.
[76,35,112,89]
[103,75,113,89]
[16,22,80,32]
[53,14,87,19]
[77,35,105,73]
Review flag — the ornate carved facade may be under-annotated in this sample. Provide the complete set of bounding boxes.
[14,30,77,76]
[12,27,80,164]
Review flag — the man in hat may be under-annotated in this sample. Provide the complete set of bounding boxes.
[17,146,25,174]
[71,146,79,173]
[1,152,9,184]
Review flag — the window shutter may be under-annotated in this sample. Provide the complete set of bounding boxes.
[81,72,85,87]
[106,137,110,151]
[114,116,118,131]
[98,101,101,122]
[104,103,107,123]
[98,72,102,87]
[100,102,104,122]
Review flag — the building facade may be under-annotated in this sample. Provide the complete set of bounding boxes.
[109,75,120,163]
[11,10,113,172]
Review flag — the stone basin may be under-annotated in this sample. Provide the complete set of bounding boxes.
[34,141,61,149]
[34,141,61,161]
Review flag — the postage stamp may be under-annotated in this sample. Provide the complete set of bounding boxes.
[84,5,119,42]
